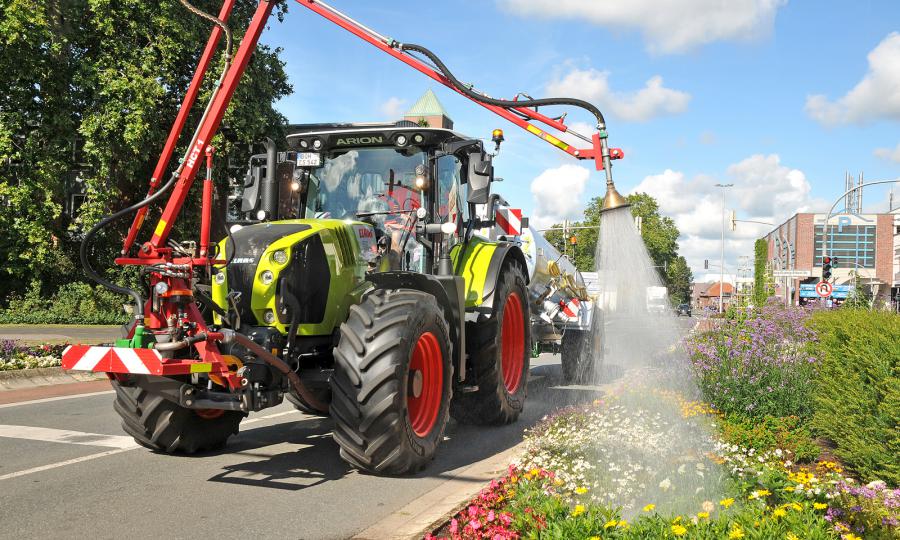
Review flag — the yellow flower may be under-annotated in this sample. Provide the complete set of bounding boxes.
[786,534,799,540]
[784,486,795,492]
[672,516,683,524]
[773,508,787,518]
[671,524,688,536]
[749,489,771,500]
[697,512,709,519]
[571,505,585,517]
[643,504,656,512]
[729,526,745,539]
[844,534,862,540]
[589,537,600,540]
[575,487,588,494]
[720,498,735,508]
[618,520,629,529]
[790,502,803,511]
[813,502,828,510]
[604,519,618,530]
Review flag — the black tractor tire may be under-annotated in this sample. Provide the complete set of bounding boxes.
[451,262,530,425]
[330,288,453,475]
[286,386,331,416]
[111,379,244,453]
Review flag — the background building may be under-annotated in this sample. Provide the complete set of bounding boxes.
[763,212,899,305]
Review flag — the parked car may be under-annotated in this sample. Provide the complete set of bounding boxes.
[676,303,692,317]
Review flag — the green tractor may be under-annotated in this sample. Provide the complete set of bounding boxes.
[203,122,530,473]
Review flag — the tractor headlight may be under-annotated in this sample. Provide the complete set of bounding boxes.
[154,282,169,295]
[260,270,274,285]
[263,310,276,324]
[214,271,226,285]
[272,250,288,265]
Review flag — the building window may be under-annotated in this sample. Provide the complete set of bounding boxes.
[813,225,876,268]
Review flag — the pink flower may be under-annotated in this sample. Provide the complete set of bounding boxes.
[487,510,495,522]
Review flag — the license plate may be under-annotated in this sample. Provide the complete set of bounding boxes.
[296,152,322,167]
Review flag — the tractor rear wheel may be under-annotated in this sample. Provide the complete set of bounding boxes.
[451,262,530,425]
[330,288,453,475]
[111,379,244,453]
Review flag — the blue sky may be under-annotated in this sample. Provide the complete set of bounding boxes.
[261,1,900,275]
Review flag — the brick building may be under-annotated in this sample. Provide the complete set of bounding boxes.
[403,89,453,129]
[764,212,900,305]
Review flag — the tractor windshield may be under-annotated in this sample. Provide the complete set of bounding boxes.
[307,147,425,220]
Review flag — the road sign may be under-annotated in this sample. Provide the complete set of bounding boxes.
[816,281,834,298]
[772,269,812,278]
[799,284,850,299]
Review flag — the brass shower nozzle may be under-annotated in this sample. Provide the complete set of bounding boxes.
[599,182,629,213]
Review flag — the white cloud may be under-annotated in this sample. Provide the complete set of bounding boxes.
[529,164,591,229]
[498,0,785,54]
[379,97,407,119]
[805,32,900,126]
[874,142,900,163]
[546,68,690,122]
[629,155,828,275]
[699,131,717,145]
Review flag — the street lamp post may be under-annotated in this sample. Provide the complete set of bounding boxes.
[715,183,733,313]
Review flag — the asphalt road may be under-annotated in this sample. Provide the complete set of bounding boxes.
[0,354,603,540]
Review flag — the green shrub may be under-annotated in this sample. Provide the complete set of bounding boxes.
[0,280,126,325]
[809,309,900,485]
[717,414,820,463]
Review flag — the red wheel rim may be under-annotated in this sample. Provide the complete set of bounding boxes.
[407,331,443,437]
[195,408,225,420]
[500,292,525,393]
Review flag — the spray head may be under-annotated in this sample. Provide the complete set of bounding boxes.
[600,181,630,213]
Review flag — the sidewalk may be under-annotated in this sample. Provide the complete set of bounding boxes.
[0,324,121,344]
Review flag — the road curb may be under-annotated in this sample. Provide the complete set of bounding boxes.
[0,367,106,391]
[352,440,527,540]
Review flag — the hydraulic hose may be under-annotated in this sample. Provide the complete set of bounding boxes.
[223,330,330,413]
[80,173,179,321]
[398,42,607,127]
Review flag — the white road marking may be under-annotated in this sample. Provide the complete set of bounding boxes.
[0,447,135,481]
[0,424,139,449]
[0,408,302,481]
[0,390,115,410]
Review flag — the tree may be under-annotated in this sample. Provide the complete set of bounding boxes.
[753,238,770,307]
[0,0,291,303]
[666,256,693,304]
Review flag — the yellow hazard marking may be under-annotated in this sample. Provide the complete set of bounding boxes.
[525,124,569,151]
[190,362,212,373]
[153,218,168,239]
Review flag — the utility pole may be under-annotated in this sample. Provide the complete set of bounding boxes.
[715,183,733,313]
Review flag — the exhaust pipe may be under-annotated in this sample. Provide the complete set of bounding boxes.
[260,137,278,219]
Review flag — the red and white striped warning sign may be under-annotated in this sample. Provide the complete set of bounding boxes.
[62,345,162,375]
[560,297,581,319]
[495,207,523,236]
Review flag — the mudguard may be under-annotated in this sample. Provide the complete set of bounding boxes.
[451,237,528,311]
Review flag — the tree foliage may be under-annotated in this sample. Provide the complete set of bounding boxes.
[753,239,770,307]
[0,0,291,304]
[543,192,692,301]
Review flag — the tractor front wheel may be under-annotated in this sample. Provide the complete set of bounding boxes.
[451,262,530,425]
[330,288,453,475]
[111,379,244,453]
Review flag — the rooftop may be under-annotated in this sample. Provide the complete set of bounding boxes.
[405,89,450,118]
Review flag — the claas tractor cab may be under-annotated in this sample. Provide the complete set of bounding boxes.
[114,123,532,474]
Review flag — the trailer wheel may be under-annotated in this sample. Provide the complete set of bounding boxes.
[451,262,530,425]
[561,308,602,384]
[331,288,452,475]
[111,379,244,453]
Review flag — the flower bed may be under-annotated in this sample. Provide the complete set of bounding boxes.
[0,340,66,371]
[429,395,899,539]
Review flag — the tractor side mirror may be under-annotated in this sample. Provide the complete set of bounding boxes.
[467,152,493,205]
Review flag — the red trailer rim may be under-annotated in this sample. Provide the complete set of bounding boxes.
[407,331,443,437]
[501,292,525,393]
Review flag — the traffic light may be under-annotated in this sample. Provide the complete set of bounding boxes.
[704,259,709,270]
[823,256,832,280]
